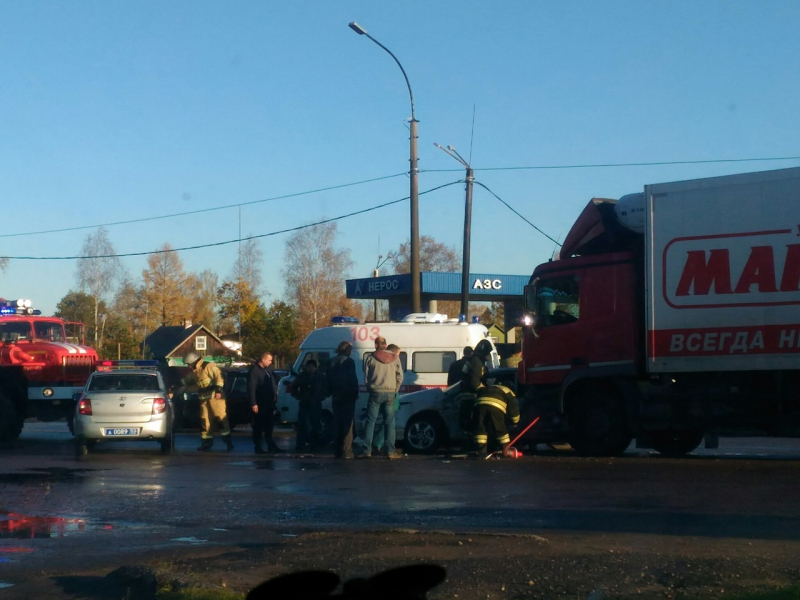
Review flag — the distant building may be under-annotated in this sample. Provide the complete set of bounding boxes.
[143,320,232,367]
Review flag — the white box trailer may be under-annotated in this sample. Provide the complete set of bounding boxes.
[646,166,800,373]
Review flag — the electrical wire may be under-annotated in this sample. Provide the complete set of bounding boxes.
[1,181,464,261]
[474,180,561,246]
[0,172,408,239]
[422,155,800,173]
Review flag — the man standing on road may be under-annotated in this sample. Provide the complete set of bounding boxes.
[372,343,403,455]
[327,341,360,459]
[176,351,233,452]
[361,336,404,459]
[249,352,282,454]
[290,359,327,452]
[447,346,474,386]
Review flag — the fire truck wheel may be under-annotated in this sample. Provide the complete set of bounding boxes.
[404,413,446,454]
[651,429,704,457]
[567,390,632,457]
[0,392,24,443]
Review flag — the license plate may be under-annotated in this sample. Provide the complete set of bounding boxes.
[104,428,141,436]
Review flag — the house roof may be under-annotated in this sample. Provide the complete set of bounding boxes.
[144,324,228,359]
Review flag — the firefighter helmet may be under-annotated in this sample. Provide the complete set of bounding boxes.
[474,339,493,358]
[183,351,202,367]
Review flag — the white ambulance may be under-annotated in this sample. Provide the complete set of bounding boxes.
[275,314,499,440]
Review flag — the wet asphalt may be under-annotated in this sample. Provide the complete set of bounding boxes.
[2,423,800,580]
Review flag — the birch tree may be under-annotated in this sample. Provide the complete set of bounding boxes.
[75,227,122,346]
[283,222,355,335]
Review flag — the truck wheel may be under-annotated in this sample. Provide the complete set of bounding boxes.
[568,390,632,457]
[404,413,446,454]
[651,430,704,457]
[0,392,24,443]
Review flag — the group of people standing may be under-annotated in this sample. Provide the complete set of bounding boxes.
[179,335,521,458]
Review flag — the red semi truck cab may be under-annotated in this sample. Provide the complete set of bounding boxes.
[520,168,800,457]
[0,299,98,424]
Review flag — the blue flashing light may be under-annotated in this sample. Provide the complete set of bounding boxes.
[331,316,359,324]
[0,307,15,315]
[472,316,480,324]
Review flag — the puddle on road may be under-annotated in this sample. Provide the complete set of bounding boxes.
[0,467,97,485]
[171,537,208,544]
[0,512,114,540]
[229,460,322,471]
[0,582,14,589]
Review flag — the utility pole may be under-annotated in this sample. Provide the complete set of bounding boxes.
[349,22,421,313]
[434,143,473,319]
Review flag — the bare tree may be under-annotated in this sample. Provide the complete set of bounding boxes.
[391,235,461,273]
[141,244,191,327]
[283,222,355,334]
[0,257,8,277]
[75,227,123,347]
[233,238,264,296]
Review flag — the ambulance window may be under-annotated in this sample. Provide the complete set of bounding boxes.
[535,277,579,327]
[412,351,456,373]
[299,352,331,373]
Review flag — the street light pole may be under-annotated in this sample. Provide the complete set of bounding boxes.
[434,143,473,320]
[349,22,421,313]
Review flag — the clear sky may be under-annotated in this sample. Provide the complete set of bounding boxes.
[1,1,798,316]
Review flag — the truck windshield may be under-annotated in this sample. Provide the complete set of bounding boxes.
[34,321,66,342]
[0,322,33,341]
[535,277,580,327]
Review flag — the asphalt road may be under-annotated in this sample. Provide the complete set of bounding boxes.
[2,423,800,591]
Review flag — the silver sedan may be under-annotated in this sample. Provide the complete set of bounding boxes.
[73,368,174,457]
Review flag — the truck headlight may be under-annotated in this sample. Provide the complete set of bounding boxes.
[43,388,54,398]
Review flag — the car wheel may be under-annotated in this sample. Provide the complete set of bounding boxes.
[404,413,446,454]
[160,431,174,454]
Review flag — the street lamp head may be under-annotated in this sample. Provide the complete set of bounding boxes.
[349,22,367,35]
[433,142,444,149]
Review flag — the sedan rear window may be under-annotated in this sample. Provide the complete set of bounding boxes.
[88,374,161,392]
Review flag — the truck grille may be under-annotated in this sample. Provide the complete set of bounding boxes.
[62,355,95,367]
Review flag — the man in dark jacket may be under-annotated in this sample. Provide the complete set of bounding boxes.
[471,384,520,455]
[447,346,474,386]
[290,360,327,452]
[460,339,492,393]
[249,352,282,454]
[326,341,360,459]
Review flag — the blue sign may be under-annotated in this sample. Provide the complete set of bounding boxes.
[346,274,411,298]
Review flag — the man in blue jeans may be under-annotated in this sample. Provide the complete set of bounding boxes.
[360,336,404,459]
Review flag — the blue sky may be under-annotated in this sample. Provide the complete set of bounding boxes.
[1,1,798,316]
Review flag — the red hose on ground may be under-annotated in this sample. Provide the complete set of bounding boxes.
[485,416,540,459]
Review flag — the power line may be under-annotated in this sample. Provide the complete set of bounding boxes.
[474,180,561,246]
[422,155,800,173]
[0,172,408,239]
[1,181,464,261]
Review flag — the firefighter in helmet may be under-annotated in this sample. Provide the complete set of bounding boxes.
[471,384,520,455]
[457,338,494,434]
[175,351,233,452]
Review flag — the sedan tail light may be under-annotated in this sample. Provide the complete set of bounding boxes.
[78,398,92,415]
[152,397,167,415]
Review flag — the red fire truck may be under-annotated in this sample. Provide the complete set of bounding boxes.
[0,298,98,441]
[520,167,800,456]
